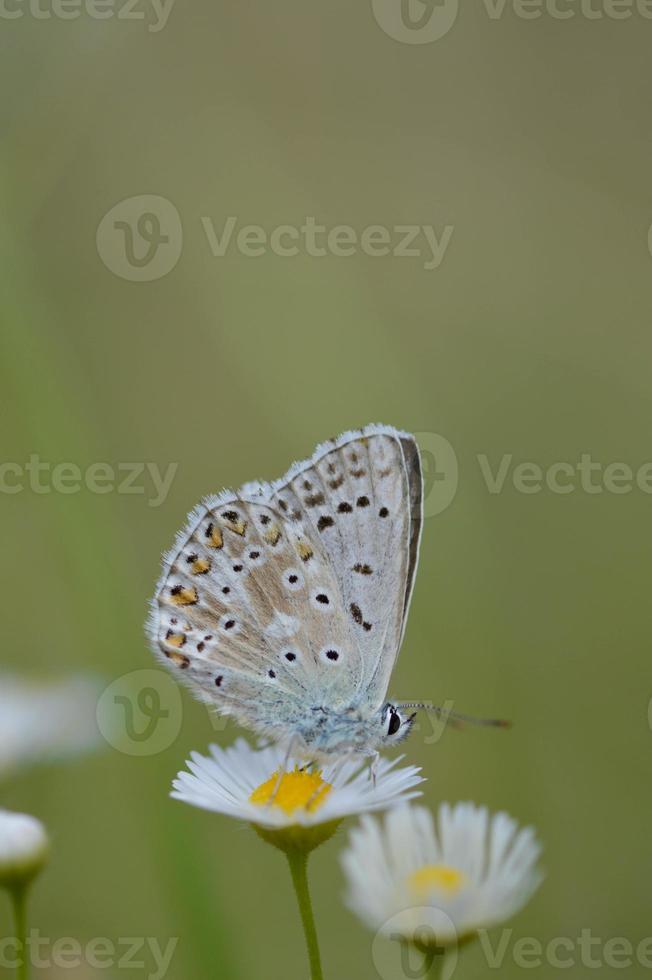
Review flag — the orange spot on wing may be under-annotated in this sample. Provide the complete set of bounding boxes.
[264,526,281,546]
[207,525,224,549]
[170,586,198,606]
[297,541,314,562]
[166,632,186,648]
[191,557,211,575]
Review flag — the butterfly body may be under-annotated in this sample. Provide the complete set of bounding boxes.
[298,703,417,759]
[147,424,423,760]
[229,700,416,761]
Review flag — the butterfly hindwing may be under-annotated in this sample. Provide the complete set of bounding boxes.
[148,492,364,735]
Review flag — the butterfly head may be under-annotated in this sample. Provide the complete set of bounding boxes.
[378,702,416,747]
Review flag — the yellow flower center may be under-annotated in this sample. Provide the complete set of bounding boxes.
[249,767,333,816]
[408,864,467,898]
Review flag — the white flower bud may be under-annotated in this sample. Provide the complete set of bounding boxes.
[0,810,49,888]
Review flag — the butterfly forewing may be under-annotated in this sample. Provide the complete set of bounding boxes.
[268,428,422,709]
[149,493,363,728]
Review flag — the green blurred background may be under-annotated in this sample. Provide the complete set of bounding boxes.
[2,2,651,977]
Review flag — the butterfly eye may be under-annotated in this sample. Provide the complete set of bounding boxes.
[387,710,401,737]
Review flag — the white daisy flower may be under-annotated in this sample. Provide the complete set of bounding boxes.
[0,674,103,781]
[342,802,543,947]
[0,809,49,888]
[172,738,424,831]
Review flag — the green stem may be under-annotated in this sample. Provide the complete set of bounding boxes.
[411,941,445,980]
[10,884,29,980]
[427,952,445,979]
[285,849,324,980]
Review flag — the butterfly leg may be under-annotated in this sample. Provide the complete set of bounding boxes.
[369,751,380,788]
[268,734,299,807]
[304,749,353,811]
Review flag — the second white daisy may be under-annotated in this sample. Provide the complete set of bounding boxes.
[342,802,543,948]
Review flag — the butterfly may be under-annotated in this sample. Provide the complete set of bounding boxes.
[147,424,505,766]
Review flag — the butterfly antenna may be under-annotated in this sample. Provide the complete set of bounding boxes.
[397,703,512,730]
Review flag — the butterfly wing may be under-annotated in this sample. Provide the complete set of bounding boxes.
[147,492,366,739]
[147,424,423,737]
[261,424,423,710]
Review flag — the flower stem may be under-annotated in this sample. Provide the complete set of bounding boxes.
[285,849,324,980]
[425,952,444,979]
[10,884,29,980]
[411,942,446,980]
[430,958,443,979]
[430,948,450,980]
